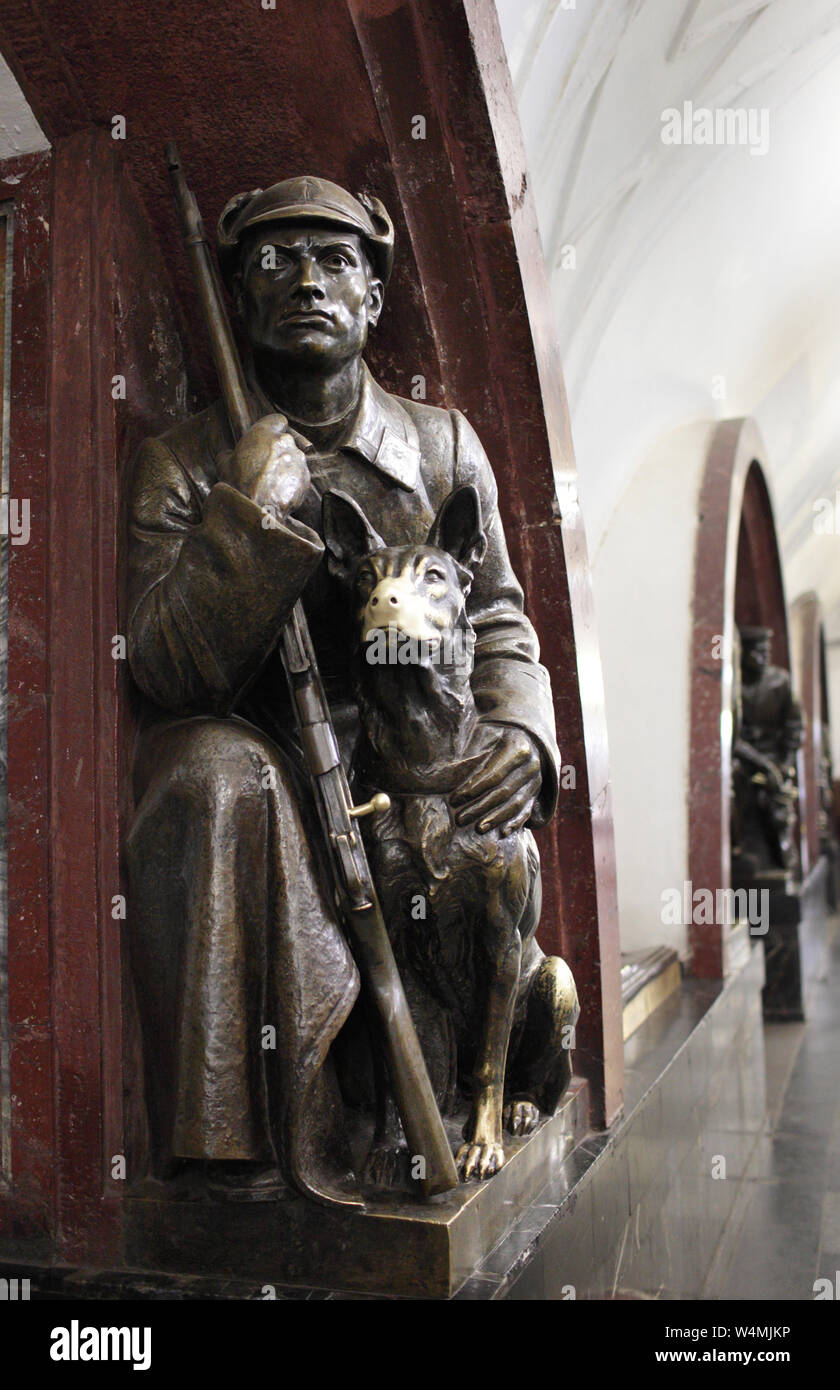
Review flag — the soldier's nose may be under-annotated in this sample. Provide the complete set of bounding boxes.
[295,256,325,297]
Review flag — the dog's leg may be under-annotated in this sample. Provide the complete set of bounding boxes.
[457,904,521,1181]
[506,952,580,1119]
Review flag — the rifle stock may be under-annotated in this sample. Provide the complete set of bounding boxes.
[165,143,459,1199]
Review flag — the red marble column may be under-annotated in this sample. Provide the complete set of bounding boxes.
[0,128,201,1262]
[0,150,53,1245]
[45,130,124,1262]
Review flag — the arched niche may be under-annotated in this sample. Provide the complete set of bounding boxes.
[0,0,623,1268]
[790,592,831,877]
[689,418,796,977]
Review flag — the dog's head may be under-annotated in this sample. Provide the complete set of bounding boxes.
[321,486,487,665]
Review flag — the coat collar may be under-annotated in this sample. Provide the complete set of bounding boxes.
[248,361,420,491]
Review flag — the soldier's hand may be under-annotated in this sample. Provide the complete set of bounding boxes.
[221,414,311,518]
[450,725,542,836]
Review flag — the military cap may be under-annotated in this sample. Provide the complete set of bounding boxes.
[216,175,394,289]
[739,625,773,643]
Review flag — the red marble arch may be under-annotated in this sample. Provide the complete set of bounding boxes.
[789,591,828,877]
[689,418,793,978]
[0,1,625,1139]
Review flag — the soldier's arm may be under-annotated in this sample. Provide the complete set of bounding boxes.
[126,433,323,714]
[783,687,805,764]
[450,408,561,826]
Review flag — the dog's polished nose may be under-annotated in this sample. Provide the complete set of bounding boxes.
[362,577,438,642]
[370,586,403,611]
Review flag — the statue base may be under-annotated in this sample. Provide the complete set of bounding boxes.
[124,1081,588,1299]
[761,884,804,1022]
[733,869,803,1022]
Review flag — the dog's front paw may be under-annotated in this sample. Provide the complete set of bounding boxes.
[456,1141,505,1181]
[503,1099,540,1136]
[363,1142,411,1189]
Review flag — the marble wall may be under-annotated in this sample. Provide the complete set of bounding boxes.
[0,208,10,1180]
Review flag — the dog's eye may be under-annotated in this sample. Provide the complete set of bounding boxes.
[424,567,446,585]
[356,567,376,597]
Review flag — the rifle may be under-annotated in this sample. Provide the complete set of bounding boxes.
[164,143,459,1198]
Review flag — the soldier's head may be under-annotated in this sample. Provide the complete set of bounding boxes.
[217,177,393,371]
[740,626,772,680]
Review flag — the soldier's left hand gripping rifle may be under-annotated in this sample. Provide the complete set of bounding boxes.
[165,143,459,1199]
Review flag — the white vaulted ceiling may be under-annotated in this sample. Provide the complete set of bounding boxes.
[496,0,840,644]
[0,53,47,159]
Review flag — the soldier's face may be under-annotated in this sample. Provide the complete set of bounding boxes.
[237,226,383,367]
[743,640,769,678]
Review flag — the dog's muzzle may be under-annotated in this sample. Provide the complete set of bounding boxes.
[361,577,442,644]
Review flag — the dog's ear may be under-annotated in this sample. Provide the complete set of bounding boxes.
[322,489,385,584]
[427,485,487,578]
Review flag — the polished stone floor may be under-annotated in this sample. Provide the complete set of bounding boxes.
[706,896,840,1299]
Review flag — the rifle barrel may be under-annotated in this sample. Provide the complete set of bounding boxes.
[165,143,253,438]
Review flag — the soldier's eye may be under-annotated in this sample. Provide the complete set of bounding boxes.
[323,253,351,271]
[259,248,292,272]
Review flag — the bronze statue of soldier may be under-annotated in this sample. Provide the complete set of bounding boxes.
[125,175,575,1205]
[731,625,803,886]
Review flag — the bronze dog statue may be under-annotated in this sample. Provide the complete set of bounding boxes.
[323,485,579,1182]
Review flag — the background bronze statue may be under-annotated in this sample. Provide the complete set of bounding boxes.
[125,170,574,1204]
[731,625,803,885]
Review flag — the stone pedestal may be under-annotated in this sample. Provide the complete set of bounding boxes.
[123,1083,588,1299]
[758,881,804,1022]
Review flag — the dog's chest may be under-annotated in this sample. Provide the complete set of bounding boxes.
[367,795,502,913]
